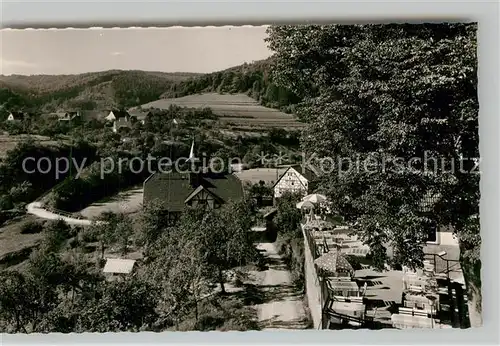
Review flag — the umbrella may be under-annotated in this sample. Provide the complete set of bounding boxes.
[303,193,327,204]
[296,200,315,209]
[314,248,354,277]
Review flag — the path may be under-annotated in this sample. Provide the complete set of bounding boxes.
[26,187,144,225]
[26,202,94,226]
[251,242,310,330]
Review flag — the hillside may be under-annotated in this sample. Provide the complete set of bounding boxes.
[0,58,302,119]
[138,93,303,130]
[0,70,201,114]
[160,58,301,112]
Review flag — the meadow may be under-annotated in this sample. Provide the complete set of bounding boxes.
[137,93,304,130]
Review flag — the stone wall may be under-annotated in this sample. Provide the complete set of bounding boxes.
[302,224,325,329]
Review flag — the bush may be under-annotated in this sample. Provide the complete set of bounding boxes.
[81,228,98,243]
[21,220,44,234]
[276,234,305,290]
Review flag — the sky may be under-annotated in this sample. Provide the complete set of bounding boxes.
[0,26,272,75]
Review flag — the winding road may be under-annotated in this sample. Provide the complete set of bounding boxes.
[26,202,96,226]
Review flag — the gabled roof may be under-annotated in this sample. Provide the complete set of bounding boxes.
[143,171,245,212]
[184,184,224,204]
[272,164,319,189]
[290,164,318,181]
[128,109,151,120]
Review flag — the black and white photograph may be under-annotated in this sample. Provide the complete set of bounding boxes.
[0,23,480,333]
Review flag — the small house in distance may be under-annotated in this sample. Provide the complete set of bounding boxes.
[6,111,25,121]
[273,164,319,200]
[105,110,130,122]
[54,111,79,122]
[128,109,152,125]
[103,258,137,280]
[113,116,133,133]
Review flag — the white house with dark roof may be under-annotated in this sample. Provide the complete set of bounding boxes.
[273,164,319,200]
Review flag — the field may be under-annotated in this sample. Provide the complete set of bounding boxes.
[0,134,60,158]
[234,168,288,186]
[137,93,304,130]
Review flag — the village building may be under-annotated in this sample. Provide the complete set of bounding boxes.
[273,164,319,200]
[419,192,459,247]
[128,109,152,125]
[53,111,80,122]
[112,116,133,133]
[142,142,245,225]
[105,110,130,122]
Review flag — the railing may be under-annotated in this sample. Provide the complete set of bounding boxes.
[424,253,462,280]
[43,206,88,220]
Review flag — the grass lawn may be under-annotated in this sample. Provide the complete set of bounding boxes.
[0,215,44,269]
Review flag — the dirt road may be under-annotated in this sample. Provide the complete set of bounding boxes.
[251,242,310,330]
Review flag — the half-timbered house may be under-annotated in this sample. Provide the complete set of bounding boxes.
[273,164,319,200]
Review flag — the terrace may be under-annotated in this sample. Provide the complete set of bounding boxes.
[136,93,304,129]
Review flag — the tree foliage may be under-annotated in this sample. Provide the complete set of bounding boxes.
[267,23,480,324]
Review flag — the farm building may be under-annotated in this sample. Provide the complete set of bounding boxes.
[273,164,319,200]
[143,153,245,225]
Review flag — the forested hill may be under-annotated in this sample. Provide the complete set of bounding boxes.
[0,58,301,117]
[0,70,201,115]
[161,58,301,113]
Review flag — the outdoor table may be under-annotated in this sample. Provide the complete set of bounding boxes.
[404,293,439,314]
[326,278,360,297]
[328,301,366,319]
[391,314,436,329]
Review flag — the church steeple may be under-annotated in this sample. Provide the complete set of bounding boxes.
[185,139,202,187]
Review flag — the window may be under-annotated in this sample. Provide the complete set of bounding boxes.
[426,222,438,243]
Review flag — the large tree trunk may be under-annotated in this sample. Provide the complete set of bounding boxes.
[460,255,482,327]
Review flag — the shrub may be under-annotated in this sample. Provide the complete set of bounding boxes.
[276,234,305,290]
[21,220,45,234]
